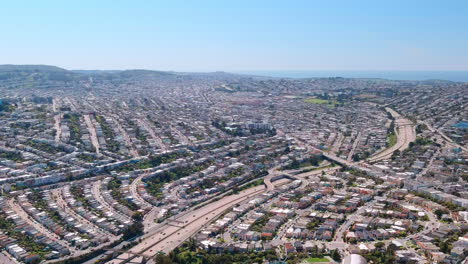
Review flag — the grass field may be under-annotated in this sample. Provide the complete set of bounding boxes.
[387,132,397,147]
[305,257,330,263]
[304,98,331,104]
[304,98,340,107]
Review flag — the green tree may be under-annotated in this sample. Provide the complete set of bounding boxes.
[330,249,341,261]
[132,211,144,222]
[154,252,173,264]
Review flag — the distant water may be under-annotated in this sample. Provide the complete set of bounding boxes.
[235,71,468,82]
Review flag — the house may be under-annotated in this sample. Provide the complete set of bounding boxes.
[284,242,295,254]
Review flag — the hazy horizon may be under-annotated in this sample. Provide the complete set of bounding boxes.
[3,64,468,82]
[235,70,468,82]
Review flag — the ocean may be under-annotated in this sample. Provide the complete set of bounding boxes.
[235,71,468,82]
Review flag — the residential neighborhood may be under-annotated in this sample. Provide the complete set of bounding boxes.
[0,66,466,264]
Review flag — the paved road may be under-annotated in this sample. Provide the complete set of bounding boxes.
[347,132,361,161]
[293,166,341,178]
[264,164,341,191]
[171,125,191,146]
[129,174,153,210]
[137,118,167,152]
[91,181,132,223]
[264,166,286,191]
[51,188,113,238]
[420,120,468,153]
[331,132,344,153]
[7,198,72,251]
[54,114,62,143]
[417,149,440,179]
[111,115,139,157]
[322,152,364,169]
[129,173,160,230]
[0,252,17,264]
[52,98,58,112]
[84,114,100,154]
[64,97,77,112]
[368,107,416,162]
[108,184,269,264]
[333,200,378,242]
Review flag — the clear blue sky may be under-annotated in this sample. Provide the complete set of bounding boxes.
[1,0,467,71]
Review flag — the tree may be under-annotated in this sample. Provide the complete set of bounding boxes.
[346,176,357,186]
[122,221,143,240]
[289,159,300,169]
[330,249,341,261]
[154,252,173,264]
[132,211,144,222]
[439,240,451,253]
[434,209,447,219]
[375,241,385,249]
[352,154,360,162]
[186,238,197,251]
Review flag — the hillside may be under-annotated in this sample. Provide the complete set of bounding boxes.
[0,64,68,72]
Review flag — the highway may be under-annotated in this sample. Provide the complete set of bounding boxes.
[264,162,342,191]
[420,120,468,153]
[264,166,288,191]
[108,184,270,264]
[368,107,416,162]
[347,132,361,161]
[106,106,424,263]
[322,152,362,169]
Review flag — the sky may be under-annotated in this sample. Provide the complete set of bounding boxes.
[1,0,468,72]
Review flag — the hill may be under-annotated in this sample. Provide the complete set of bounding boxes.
[0,64,68,72]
